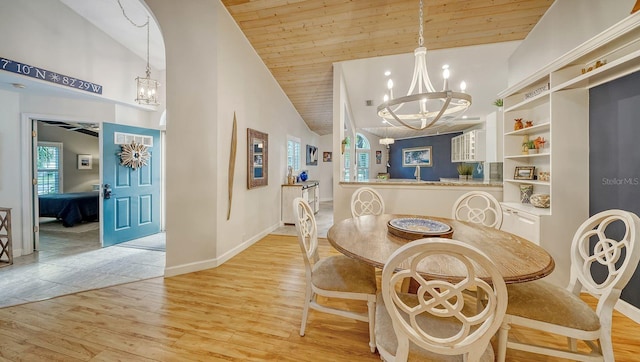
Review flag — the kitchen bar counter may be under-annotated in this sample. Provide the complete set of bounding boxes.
[339,178,502,187]
[335,179,503,222]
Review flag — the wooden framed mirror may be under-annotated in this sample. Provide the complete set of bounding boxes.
[247,128,268,189]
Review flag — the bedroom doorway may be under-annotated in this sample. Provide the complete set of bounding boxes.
[34,119,101,252]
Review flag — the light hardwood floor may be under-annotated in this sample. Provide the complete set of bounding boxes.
[0,234,638,361]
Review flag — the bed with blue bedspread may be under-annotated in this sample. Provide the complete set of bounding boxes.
[39,192,99,227]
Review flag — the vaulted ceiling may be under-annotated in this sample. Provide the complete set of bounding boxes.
[221,0,554,135]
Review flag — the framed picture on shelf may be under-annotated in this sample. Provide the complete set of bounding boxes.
[514,166,536,180]
[77,154,92,170]
[402,146,432,167]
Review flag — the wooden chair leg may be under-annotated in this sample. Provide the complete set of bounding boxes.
[300,288,312,336]
[497,323,510,362]
[367,299,376,353]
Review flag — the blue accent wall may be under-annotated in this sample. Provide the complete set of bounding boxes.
[388,133,462,181]
[589,70,640,309]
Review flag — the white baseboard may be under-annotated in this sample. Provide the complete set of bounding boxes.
[164,222,280,278]
[616,299,640,324]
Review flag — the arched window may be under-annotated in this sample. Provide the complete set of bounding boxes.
[343,133,371,181]
[355,133,370,181]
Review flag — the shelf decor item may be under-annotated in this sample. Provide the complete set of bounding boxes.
[514,118,524,130]
[538,171,550,182]
[525,121,534,128]
[530,193,551,208]
[520,184,534,204]
[523,140,537,154]
[534,136,546,150]
[514,166,536,180]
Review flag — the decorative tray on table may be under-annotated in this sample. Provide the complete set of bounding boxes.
[387,217,453,240]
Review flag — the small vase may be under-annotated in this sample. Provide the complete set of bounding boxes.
[528,148,538,154]
[520,184,533,204]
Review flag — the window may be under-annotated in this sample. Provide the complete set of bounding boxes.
[356,133,370,181]
[37,142,63,195]
[342,134,371,181]
[287,136,301,173]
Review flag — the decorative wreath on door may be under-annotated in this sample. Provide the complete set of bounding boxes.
[119,141,150,169]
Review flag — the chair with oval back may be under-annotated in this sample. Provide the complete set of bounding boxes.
[497,209,640,361]
[376,238,508,362]
[452,191,503,229]
[351,186,385,218]
[293,197,378,353]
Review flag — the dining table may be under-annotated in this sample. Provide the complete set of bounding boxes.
[327,214,555,284]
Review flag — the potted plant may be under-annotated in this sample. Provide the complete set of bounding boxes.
[493,98,503,109]
[457,163,473,180]
[341,137,349,154]
[522,140,537,154]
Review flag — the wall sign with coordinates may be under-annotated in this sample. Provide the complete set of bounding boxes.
[0,56,103,94]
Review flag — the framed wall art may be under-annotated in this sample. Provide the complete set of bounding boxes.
[402,146,432,167]
[77,154,92,170]
[323,151,332,162]
[306,145,318,165]
[247,128,268,189]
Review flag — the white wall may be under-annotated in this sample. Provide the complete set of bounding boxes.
[318,134,333,201]
[0,90,21,248]
[146,0,318,276]
[508,0,636,86]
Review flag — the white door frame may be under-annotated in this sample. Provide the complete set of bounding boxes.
[20,113,103,255]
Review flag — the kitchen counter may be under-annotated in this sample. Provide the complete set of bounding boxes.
[282,180,319,189]
[339,178,502,187]
[335,179,503,222]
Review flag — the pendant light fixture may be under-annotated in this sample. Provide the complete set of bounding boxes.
[118,0,160,106]
[377,0,471,130]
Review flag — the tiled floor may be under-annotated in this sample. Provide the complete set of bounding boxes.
[0,225,165,309]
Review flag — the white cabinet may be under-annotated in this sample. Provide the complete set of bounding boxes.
[451,130,485,162]
[281,181,319,224]
[498,12,640,285]
[501,203,541,245]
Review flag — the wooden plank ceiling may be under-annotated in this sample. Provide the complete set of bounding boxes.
[221,0,554,135]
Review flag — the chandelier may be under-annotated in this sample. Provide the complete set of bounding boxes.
[377,0,471,130]
[118,0,160,106]
[379,137,395,146]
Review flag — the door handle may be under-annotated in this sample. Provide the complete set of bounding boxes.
[103,184,114,199]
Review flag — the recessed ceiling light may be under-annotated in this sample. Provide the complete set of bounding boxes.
[462,115,468,119]
[384,71,391,76]
[11,83,26,89]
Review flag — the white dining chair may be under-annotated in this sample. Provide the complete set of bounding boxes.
[351,186,385,218]
[452,191,503,229]
[376,238,508,362]
[497,209,640,362]
[293,197,377,353]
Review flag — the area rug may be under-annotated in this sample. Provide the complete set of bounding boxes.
[39,220,100,233]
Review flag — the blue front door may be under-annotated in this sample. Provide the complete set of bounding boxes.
[102,122,161,247]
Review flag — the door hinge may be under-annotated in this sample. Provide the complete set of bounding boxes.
[32,130,37,137]
[32,179,37,185]
[34,225,39,233]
